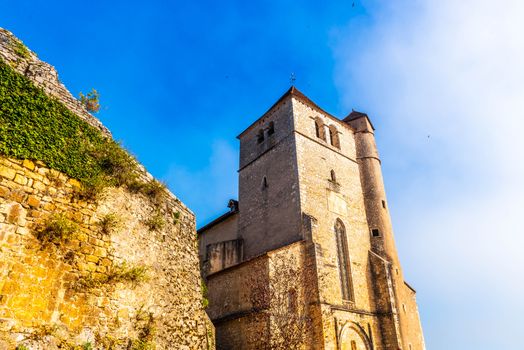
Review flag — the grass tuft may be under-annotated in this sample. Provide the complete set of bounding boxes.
[35,214,77,245]
[98,213,120,234]
[144,211,165,232]
[75,262,148,291]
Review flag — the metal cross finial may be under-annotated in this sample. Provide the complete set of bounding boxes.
[290,72,296,86]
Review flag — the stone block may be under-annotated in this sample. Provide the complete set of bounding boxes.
[42,202,56,211]
[26,195,40,208]
[0,186,9,198]
[94,247,107,258]
[0,166,16,180]
[32,180,46,191]
[67,178,81,188]
[22,159,35,170]
[85,255,99,264]
[9,190,25,203]
[13,174,27,186]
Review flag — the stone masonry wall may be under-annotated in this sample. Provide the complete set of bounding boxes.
[0,156,212,349]
[237,98,303,260]
[0,28,213,349]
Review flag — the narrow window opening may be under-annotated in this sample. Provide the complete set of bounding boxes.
[330,170,337,182]
[288,289,298,313]
[403,304,407,313]
[314,117,326,141]
[372,228,380,237]
[409,344,412,350]
[335,219,354,301]
[328,125,340,149]
[262,176,268,189]
[257,129,265,143]
[351,340,357,350]
[267,121,275,136]
[382,200,386,209]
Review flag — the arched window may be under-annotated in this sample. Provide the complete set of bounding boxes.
[330,170,337,182]
[267,121,275,136]
[315,117,326,141]
[335,219,353,301]
[329,125,340,149]
[257,129,265,143]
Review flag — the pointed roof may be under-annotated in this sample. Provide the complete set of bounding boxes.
[237,86,351,139]
[343,109,375,130]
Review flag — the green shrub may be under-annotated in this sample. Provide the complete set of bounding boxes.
[130,339,155,350]
[75,261,148,290]
[98,213,120,234]
[82,342,93,350]
[16,345,29,350]
[132,309,156,350]
[0,61,139,200]
[140,180,166,202]
[36,214,77,244]
[79,88,100,113]
[144,211,165,232]
[91,140,138,188]
[26,323,58,340]
[95,334,122,350]
[113,262,149,284]
[173,211,181,224]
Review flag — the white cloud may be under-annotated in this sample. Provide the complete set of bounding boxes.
[333,1,524,348]
[164,139,238,226]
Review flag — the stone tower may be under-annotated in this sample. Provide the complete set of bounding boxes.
[198,87,425,350]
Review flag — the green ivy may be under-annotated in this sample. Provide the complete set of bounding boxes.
[0,60,136,197]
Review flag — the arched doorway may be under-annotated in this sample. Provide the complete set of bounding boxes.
[339,324,370,350]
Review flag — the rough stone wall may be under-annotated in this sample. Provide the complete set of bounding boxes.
[0,28,110,136]
[206,241,320,350]
[347,116,425,350]
[294,97,425,349]
[330,308,383,350]
[200,89,425,349]
[0,156,212,349]
[198,214,239,275]
[397,283,425,350]
[205,239,243,275]
[237,98,302,259]
[206,254,270,349]
[292,96,376,310]
[266,241,317,350]
[0,28,213,349]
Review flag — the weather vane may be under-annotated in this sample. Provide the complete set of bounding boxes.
[290,72,296,86]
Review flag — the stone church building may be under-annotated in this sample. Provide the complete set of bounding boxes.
[198,87,425,350]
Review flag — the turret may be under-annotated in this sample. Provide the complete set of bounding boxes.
[344,111,400,265]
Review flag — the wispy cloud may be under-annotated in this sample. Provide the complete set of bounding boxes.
[333,1,524,348]
[164,139,238,226]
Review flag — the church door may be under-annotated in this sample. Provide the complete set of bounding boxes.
[339,326,369,350]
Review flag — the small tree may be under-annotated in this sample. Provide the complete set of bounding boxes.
[79,88,101,113]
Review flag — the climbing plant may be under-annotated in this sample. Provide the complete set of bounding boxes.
[0,60,137,198]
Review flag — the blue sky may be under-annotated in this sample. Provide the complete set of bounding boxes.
[2,1,523,349]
